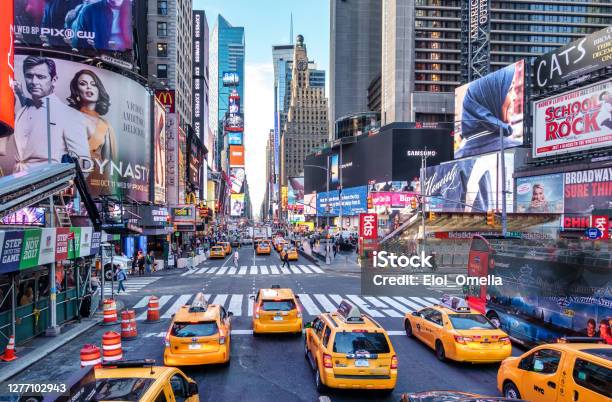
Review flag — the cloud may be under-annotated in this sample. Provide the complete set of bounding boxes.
[244,62,274,219]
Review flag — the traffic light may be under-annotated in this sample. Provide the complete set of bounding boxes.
[486,210,495,226]
[215,202,220,214]
[428,211,436,222]
[367,196,373,210]
[165,215,172,226]
[410,197,417,210]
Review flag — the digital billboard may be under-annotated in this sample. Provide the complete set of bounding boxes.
[14,0,133,52]
[533,79,612,158]
[1,55,151,201]
[153,99,166,204]
[229,91,240,114]
[317,185,368,216]
[225,113,244,132]
[0,0,14,135]
[563,167,612,230]
[229,145,245,166]
[288,177,304,206]
[516,174,564,214]
[454,60,525,159]
[230,167,245,194]
[187,131,203,189]
[155,89,175,113]
[303,193,317,215]
[192,10,206,141]
[230,193,245,216]
[1,207,45,226]
[228,131,243,145]
[222,72,240,87]
[534,27,612,90]
[165,113,178,205]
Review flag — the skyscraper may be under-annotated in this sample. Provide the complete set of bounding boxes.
[281,35,328,185]
[380,0,611,124]
[329,0,382,140]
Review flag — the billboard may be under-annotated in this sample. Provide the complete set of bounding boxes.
[171,205,195,223]
[534,27,612,90]
[229,145,245,166]
[0,0,14,135]
[187,131,203,189]
[288,177,304,205]
[317,185,368,216]
[423,152,514,213]
[153,99,166,204]
[178,127,186,203]
[563,167,612,229]
[228,91,240,114]
[516,174,564,214]
[230,167,245,194]
[281,186,288,210]
[533,79,612,158]
[222,72,240,87]
[454,60,525,159]
[359,213,378,240]
[461,0,490,81]
[192,10,206,141]
[370,192,417,209]
[165,113,178,205]
[303,192,317,215]
[14,0,133,52]
[1,207,45,226]
[225,113,244,132]
[230,193,245,216]
[155,89,175,113]
[2,55,151,201]
[329,154,339,188]
[228,131,243,145]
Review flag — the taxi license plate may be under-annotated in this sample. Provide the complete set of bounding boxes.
[188,344,201,350]
[273,316,284,321]
[355,359,369,367]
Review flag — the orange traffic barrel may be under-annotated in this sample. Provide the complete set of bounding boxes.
[80,344,102,368]
[101,331,123,362]
[102,299,118,325]
[121,310,137,340]
[0,335,17,362]
[145,296,160,323]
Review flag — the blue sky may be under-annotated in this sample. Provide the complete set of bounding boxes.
[194,0,330,217]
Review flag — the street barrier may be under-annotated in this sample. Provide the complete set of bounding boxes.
[0,335,17,361]
[80,344,102,368]
[146,296,160,323]
[101,331,123,362]
[120,310,137,340]
[102,299,118,325]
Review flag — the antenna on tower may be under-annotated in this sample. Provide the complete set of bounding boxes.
[290,13,294,44]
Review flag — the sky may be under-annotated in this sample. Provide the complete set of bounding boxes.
[194,0,330,219]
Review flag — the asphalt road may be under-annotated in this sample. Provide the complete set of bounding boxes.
[7,245,521,402]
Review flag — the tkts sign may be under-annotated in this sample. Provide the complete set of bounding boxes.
[359,213,378,240]
[155,89,176,113]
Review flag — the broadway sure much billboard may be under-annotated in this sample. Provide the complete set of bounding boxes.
[0,55,151,202]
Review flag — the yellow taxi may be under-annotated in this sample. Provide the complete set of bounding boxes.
[164,293,233,366]
[64,360,199,401]
[275,239,287,252]
[256,240,272,255]
[404,295,512,363]
[304,300,398,392]
[219,242,232,254]
[497,338,611,402]
[280,247,298,261]
[251,285,302,335]
[209,245,226,259]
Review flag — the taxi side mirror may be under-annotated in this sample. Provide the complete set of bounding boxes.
[187,382,198,397]
[411,311,419,317]
[305,322,312,329]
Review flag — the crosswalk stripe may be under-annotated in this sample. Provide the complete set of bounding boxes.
[270,265,280,274]
[309,265,324,274]
[425,297,440,305]
[161,294,192,319]
[297,294,320,315]
[196,267,209,274]
[132,296,150,309]
[329,294,343,305]
[208,267,218,274]
[280,266,290,274]
[394,296,424,311]
[216,267,228,275]
[137,295,172,320]
[227,267,237,275]
[289,265,301,274]
[260,265,269,274]
[238,266,247,275]
[363,297,402,317]
[247,295,254,316]
[412,297,434,308]
[228,295,243,316]
[298,265,313,274]
[313,294,336,312]
[212,294,228,306]
[250,266,257,274]
[378,296,412,314]
[346,295,384,317]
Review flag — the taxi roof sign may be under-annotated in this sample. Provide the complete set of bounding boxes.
[336,300,364,323]
[440,294,470,312]
[189,292,209,312]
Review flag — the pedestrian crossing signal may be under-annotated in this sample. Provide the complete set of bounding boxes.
[486,210,495,226]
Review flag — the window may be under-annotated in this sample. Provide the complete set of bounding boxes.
[448,314,495,330]
[157,22,168,36]
[171,321,218,337]
[519,349,562,374]
[154,391,168,402]
[157,43,168,57]
[322,326,331,347]
[157,64,168,78]
[573,358,612,398]
[170,374,188,402]
[157,0,167,15]
[426,311,443,326]
[333,332,391,354]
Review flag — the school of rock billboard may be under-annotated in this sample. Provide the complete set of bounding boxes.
[14,0,134,52]
[1,55,151,201]
[533,79,612,159]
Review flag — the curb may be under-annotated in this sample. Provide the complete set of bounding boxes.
[298,250,321,266]
[0,317,101,383]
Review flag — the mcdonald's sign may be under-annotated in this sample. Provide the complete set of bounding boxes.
[155,89,175,113]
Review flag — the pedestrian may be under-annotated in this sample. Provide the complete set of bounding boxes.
[282,249,290,268]
[145,251,153,274]
[131,251,138,275]
[334,242,339,258]
[137,251,145,276]
[116,267,127,293]
[233,249,239,266]
[149,251,157,272]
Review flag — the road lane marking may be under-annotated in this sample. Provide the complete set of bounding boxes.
[228,295,243,316]
[378,296,411,314]
[425,297,440,304]
[313,294,336,312]
[133,296,150,309]
[216,267,228,275]
[298,265,313,274]
[346,295,384,317]
[269,265,279,274]
[289,266,301,274]
[412,297,435,308]
[394,296,423,311]
[297,294,321,315]
[309,265,324,274]
[247,294,254,316]
[196,267,209,274]
[364,296,404,318]
[212,294,228,307]
[160,294,192,319]
[280,266,290,274]
[329,294,343,305]
[250,265,258,274]
[238,266,247,275]
[207,267,218,274]
[227,267,237,275]
[260,265,269,274]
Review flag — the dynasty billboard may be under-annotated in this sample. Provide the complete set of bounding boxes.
[0,1,14,135]
[0,55,151,201]
[534,26,612,90]
[533,79,612,159]
[423,152,515,213]
[153,99,166,204]
[14,0,133,52]
[454,60,525,159]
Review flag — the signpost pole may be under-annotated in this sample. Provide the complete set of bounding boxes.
[46,97,59,336]
[500,125,507,237]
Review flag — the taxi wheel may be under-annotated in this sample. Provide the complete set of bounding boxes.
[404,320,414,338]
[503,381,521,399]
[315,368,327,393]
[435,340,446,362]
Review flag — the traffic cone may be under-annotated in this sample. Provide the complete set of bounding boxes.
[121,310,137,341]
[80,344,102,368]
[101,331,123,362]
[145,296,160,323]
[102,299,118,325]
[1,335,17,361]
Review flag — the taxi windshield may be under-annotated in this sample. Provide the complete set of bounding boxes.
[172,321,218,337]
[448,314,495,330]
[92,377,154,400]
[333,332,391,354]
[262,300,296,311]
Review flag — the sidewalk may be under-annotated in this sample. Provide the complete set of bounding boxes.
[0,300,124,383]
[300,240,360,273]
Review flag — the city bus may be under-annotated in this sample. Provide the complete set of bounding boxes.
[465,235,611,347]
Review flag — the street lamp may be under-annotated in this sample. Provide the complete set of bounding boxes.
[304,163,332,265]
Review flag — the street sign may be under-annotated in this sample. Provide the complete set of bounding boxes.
[585,227,601,240]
